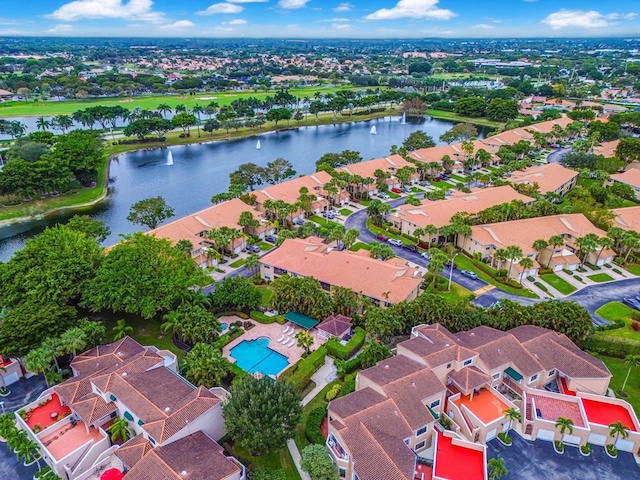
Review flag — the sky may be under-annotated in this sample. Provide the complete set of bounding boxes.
[0,0,639,38]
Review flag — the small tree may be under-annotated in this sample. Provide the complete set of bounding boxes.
[244,252,260,278]
[488,457,507,480]
[300,444,339,480]
[127,196,175,230]
[181,343,229,387]
[295,330,314,354]
[360,339,392,368]
[110,417,131,444]
[223,376,302,455]
[112,319,133,341]
[608,421,630,445]
[502,408,522,433]
[621,354,640,394]
[555,416,574,445]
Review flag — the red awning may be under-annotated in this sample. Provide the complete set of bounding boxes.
[100,468,124,480]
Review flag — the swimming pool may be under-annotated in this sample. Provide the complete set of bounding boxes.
[220,322,228,332]
[230,337,290,377]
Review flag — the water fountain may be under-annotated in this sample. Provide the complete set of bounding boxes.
[256,140,261,150]
[370,126,377,135]
[401,112,406,124]
[166,150,174,165]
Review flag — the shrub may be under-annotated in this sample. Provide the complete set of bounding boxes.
[632,321,640,332]
[338,374,356,397]
[607,444,617,457]
[574,275,583,282]
[584,335,640,358]
[631,311,640,322]
[612,268,623,275]
[497,431,512,445]
[216,311,249,319]
[250,310,276,324]
[325,327,366,360]
[534,281,548,292]
[527,276,536,282]
[496,269,508,278]
[581,443,591,455]
[305,406,327,444]
[336,355,363,378]
[325,384,342,402]
[595,319,626,331]
[288,347,327,392]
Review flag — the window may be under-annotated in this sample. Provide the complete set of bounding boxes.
[263,264,271,269]
[446,363,452,369]
[548,369,556,377]
[339,468,346,478]
[416,441,426,450]
[430,399,441,409]
[416,426,427,436]
[264,275,271,281]
[463,358,473,366]
[493,372,501,380]
[404,439,410,446]
[529,374,539,384]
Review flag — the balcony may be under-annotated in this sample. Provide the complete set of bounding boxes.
[20,393,72,433]
[39,419,107,462]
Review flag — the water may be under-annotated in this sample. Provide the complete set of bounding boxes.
[370,125,377,135]
[220,322,229,332]
[166,150,174,166]
[229,337,290,377]
[256,140,261,150]
[0,116,488,260]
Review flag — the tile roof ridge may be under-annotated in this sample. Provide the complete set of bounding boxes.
[359,422,411,478]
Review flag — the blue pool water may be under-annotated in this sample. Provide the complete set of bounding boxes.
[230,337,290,377]
[220,322,228,332]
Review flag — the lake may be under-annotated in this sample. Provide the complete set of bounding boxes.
[0,116,488,260]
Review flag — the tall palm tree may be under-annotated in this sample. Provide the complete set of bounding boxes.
[594,236,614,265]
[24,349,52,387]
[532,239,549,266]
[244,252,260,278]
[53,114,73,133]
[112,319,133,340]
[502,408,522,432]
[555,416,574,437]
[59,327,87,358]
[608,421,630,445]
[157,103,172,119]
[547,235,565,268]
[518,257,534,284]
[192,104,204,137]
[488,457,507,480]
[504,245,524,279]
[41,337,64,372]
[621,354,640,394]
[576,233,599,267]
[35,117,51,131]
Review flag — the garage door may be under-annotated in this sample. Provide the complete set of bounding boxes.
[588,433,607,446]
[616,439,635,452]
[486,429,497,441]
[554,265,563,272]
[537,429,555,442]
[3,371,19,385]
[563,434,581,446]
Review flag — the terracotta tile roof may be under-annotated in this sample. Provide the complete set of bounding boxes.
[593,139,619,158]
[330,387,388,420]
[72,336,152,376]
[260,237,422,303]
[448,367,492,392]
[116,434,153,469]
[390,185,534,229]
[611,206,640,231]
[610,169,640,189]
[399,334,476,369]
[359,355,425,387]
[317,314,352,337]
[253,171,334,206]
[336,155,418,179]
[508,163,578,194]
[123,431,241,480]
[70,393,117,424]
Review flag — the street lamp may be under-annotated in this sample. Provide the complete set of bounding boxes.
[0,401,5,414]
[448,253,459,291]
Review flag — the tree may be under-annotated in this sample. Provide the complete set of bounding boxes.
[171,112,197,136]
[245,252,260,277]
[24,348,53,387]
[59,327,87,358]
[266,107,292,127]
[486,98,519,122]
[532,239,549,264]
[502,408,522,432]
[300,444,339,480]
[223,376,302,455]
[66,215,111,243]
[109,417,131,444]
[427,248,448,290]
[343,228,360,249]
[575,233,599,267]
[271,275,332,320]
[112,319,133,340]
[439,123,478,144]
[230,163,266,191]
[621,354,640,393]
[369,242,394,261]
[615,137,640,165]
[54,115,73,133]
[401,131,435,151]
[360,339,392,368]
[210,276,261,312]
[295,331,314,355]
[366,199,391,226]
[518,257,534,284]
[455,96,486,117]
[82,233,208,319]
[555,416,574,436]
[181,343,230,387]
[264,157,296,184]
[488,457,507,480]
[547,235,565,268]
[609,421,630,445]
[127,196,175,230]
[504,245,523,279]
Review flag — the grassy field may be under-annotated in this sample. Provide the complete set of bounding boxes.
[423,282,473,304]
[430,181,452,190]
[424,109,504,128]
[627,264,640,275]
[449,174,466,183]
[0,85,363,118]
[587,273,615,283]
[453,254,538,299]
[539,273,577,295]
[339,208,352,216]
[224,441,301,480]
[258,287,274,309]
[596,355,640,415]
[309,215,338,226]
[349,241,370,252]
[594,302,640,340]
[229,258,246,268]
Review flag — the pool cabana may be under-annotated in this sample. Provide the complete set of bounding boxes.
[284,312,319,330]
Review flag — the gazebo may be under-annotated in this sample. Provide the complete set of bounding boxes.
[316,314,352,340]
[284,312,319,330]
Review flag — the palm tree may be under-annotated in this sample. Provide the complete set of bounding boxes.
[576,233,599,267]
[157,103,172,119]
[621,354,640,394]
[547,235,565,268]
[24,349,52,387]
[180,344,229,387]
[244,252,260,278]
[594,236,614,265]
[40,337,63,372]
[35,117,51,131]
[175,239,194,258]
[555,416,574,437]
[424,224,438,248]
[112,319,133,340]
[503,408,522,432]
[532,239,549,266]
[192,104,204,137]
[109,417,131,444]
[295,331,314,354]
[53,114,73,133]
[608,421,630,445]
[488,457,507,480]
[343,228,360,250]
[15,435,40,466]
[59,327,87,358]
[518,257,534,284]
[504,245,524,279]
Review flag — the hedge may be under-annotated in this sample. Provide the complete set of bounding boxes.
[338,374,356,397]
[305,406,327,445]
[595,319,626,332]
[212,327,244,349]
[584,335,640,358]
[228,363,248,385]
[250,310,277,324]
[216,311,249,319]
[336,355,362,378]
[287,346,327,392]
[325,327,366,360]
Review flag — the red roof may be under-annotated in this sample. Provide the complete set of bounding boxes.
[581,399,637,432]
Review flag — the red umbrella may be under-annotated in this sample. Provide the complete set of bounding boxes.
[100,468,124,480]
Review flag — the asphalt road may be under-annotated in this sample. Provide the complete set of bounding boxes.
[546,146,571,164]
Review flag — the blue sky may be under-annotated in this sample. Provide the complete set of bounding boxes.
[0,0,639,38]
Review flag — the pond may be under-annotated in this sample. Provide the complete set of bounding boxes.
[0,116,488,260]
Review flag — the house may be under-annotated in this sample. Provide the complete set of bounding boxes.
[606,169,640,201]
[259,237,423,306]
[593,139,619,159]
[316,314,352,340]
[507,163,579,195]
[15,337,242,480]
[610,206,640,231]
[0,88,13,99]
[458,214,615,280]
[0,355,25,387]
[327,322,640,480]
[147,198,271,268]
[336,155,420,195]
[387,186,534,242]
[408,141,491,172]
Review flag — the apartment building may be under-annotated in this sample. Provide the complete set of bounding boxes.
[507,163,579,196]
[607,169,640,201]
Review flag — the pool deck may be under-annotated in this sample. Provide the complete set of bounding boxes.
[221,316,326,375]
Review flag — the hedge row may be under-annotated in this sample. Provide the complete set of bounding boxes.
[338,374,356,397]
[595,319,626,332]
[336,355,362,378]
[250,310,276,324]
[325,327,366,360]
[213,327,244,349]
[215,311,249,319]
[305,406,327,445]
[584,335,640,358]
[287,346,328,392]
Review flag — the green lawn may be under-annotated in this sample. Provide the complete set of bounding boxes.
[423,282,473,304]
[349,242,370,252]
[229,258,246,268]
[339,208,352,216]
[224,441,301,480]
[258,241,274,251]
[626,264,640,276]
[587,273,615,283]
[358,200,371,206]
[453,254,539,299]
[449,174,466,183]
[424,109,504,128]
[595,355,640,416]
[539,273,577,295]
[387,192,401,199]
[430,181,452,190]
[594,302,640,340]
[258,286,274,309]
[308,215,337,226]
[410,187,424,193]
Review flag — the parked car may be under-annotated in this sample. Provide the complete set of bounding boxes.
[246,244,261,253]
[419,180,431,186]
[420,252,431,260]
[623,297,640,310]
[441,174,451,180]
[388,238,403,247]
[379,193,390,199]
[403,244,418,253]
[460,270,478,280]
[375,234,388,242]
[391,188,402,194]
[402,186,412,193]
[444,261,457,270]
[264,235,277,244]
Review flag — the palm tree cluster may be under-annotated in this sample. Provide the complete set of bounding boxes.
[161,300,221,346]
[0,417,42,468]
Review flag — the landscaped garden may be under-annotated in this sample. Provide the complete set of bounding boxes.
[592,302,640,340]
[587,273,615,283]
[539,273,577,295]
[596,355,640,415]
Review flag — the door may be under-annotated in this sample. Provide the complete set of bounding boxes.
[536,429,555,442]
[588,433,606,446]
[563,434,581,446]
[615,439,635,452]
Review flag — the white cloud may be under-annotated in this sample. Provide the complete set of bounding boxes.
[197,3,244,15]
[47,0,163,22]
[320,17,349,22]
[46,24,73,33]
[226,18,248,24]
[542,9,637,29]
[365,0,456,21]
[160,20,195,29]
[333,23,351,29]
[472,23,495,29]
[277,0,310,9]
[334,2,353,12]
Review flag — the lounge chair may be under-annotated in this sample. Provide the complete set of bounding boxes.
[277,335,285,343]
[287,338,296,347]
[283,326,291,334]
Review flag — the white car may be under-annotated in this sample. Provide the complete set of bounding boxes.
[388,238,403,247]
[420,252,431,259]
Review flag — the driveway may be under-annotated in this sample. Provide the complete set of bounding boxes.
[546,147,571,164]
[487,434,640,480]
